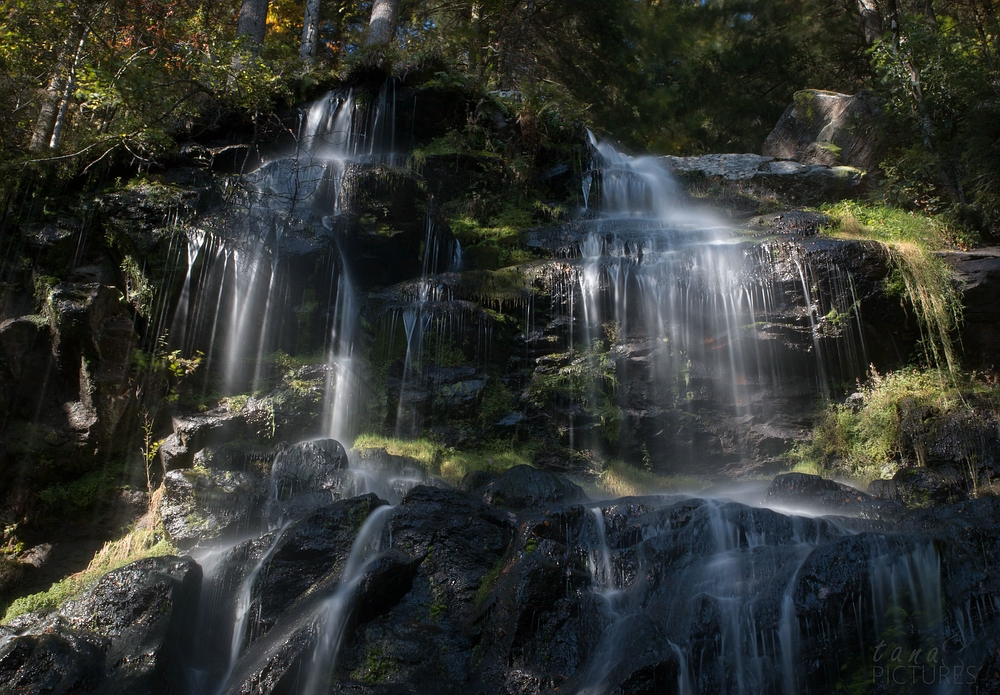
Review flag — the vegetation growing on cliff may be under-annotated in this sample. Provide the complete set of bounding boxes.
[791,367,1000,486]
[2,489,176,622]
[822,201,968,374]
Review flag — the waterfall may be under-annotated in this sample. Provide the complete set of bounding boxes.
[561,135,871,464]
[161,86,408,441]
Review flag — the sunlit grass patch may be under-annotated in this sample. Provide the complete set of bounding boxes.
[352,434,441,470]
[589,460,702,498]
[2,488,176,624]
[821,201,966,374]
[351,435,536,485]
[788,367,1000,484]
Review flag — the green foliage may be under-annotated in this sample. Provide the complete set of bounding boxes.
[789,368,1000,482]
[867,7,1000,229]
[478,379,514,429]
[475,557,505,607]
[120,255,153,316]
[588,460,702,499]
[36,462,128,516]
[529,341,623,444]
[437,444,537,483]
[351,434,538,485]
[352,434,442,470]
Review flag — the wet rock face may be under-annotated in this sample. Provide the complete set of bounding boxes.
[6,480,1000,695]
[766,472,902,517]
[161,466,270,550]
[0,556,200,695]
[944,248,1000,371]
[0,283,136,462]
[661,153,868,204]
[476,464,589,510]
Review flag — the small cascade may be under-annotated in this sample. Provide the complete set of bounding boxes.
[587,507,618,598]
[300,504,394,695]
[322,248,360,442]
[210,524,289,695]
[161,83,409,441]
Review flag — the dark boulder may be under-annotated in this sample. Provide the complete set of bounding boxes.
[0,556,201,695]
[159,407,247,471]
[160,466,270,549]
[253,495,390,637]
[270,438,349,499]
[480,465,588,510]
[766,473,901,518]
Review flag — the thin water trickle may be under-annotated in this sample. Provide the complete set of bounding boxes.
[300,504,394,695]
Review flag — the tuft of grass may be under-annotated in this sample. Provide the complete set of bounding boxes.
[821,201,969,374]
[351,435,537,485]
[438,446,534,483]
[475,557,505,607]
[352,434,441,470]
[2,487,176,624]
[589,460,701,498]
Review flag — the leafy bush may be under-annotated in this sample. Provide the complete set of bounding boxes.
[789,368,1000,483]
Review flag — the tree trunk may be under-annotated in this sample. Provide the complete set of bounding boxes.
[49,27,90,151]
[30,72,68,153]
[366,0,400,47]
[29,23,86,153]
[854,0,885,46]
[237,0,270,45]
[300,0,321,65]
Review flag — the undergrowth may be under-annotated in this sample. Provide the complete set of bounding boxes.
[788,367,1000,483]
[2,487,176,624]
[351,434,537,484]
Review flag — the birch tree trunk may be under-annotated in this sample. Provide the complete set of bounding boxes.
[49,27,90,151]
[29,23,87,153]
[365,0,400,47]
[300,0,321,66]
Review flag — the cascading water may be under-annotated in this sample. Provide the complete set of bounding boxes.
[299,504,394,695]
[570,497,956,695]
[153,107,985,695]
[163,87,409,441]
[557,134,870,468]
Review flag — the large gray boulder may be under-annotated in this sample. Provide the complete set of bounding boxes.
[662,153,867,205]
[762,89,882,173]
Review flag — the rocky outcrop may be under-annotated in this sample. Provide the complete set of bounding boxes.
[942,247,1000,370]
[6,476,1000,695]
[662,152,867,205]
[766,472,902,518]
[159,407,248,471]
[0,282,138,515]
[473,464,588,510]
[762,89,883,173]
[0,556,200,695]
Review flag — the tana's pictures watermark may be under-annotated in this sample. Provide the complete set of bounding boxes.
[871,641,977,686]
